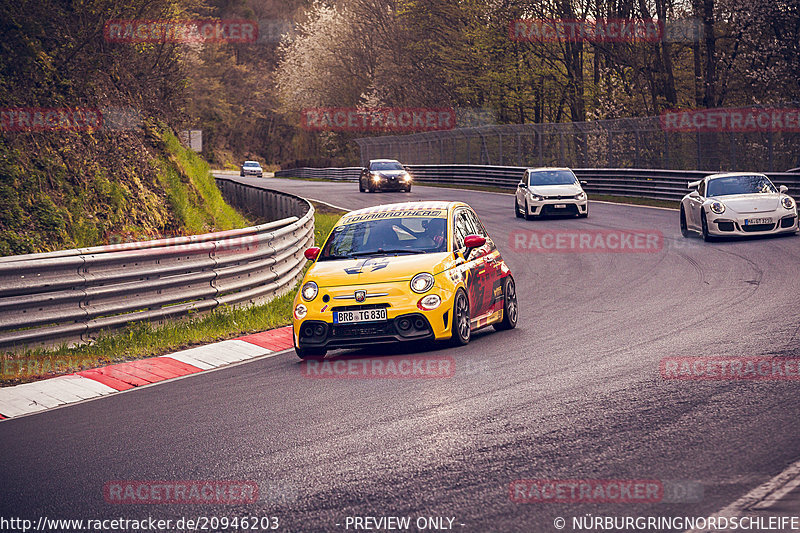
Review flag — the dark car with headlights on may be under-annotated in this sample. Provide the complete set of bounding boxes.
[359,159,412,193]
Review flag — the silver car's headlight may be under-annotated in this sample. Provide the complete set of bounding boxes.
[410,273,435,293]
[575,191,587,201]
[709,201,725,214]
[782,196,796,210]
[301,281,318,301]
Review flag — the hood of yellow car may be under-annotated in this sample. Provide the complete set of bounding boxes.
[308,252,453,287]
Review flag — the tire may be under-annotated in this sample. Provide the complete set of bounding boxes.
[493,276,518,331]
[680,207,690,238]
[514,198,523,218]
[240,172,244,177]
[578,205,588,218]
[701,210,713,242]
[368,182,376,193]
[450,289,471,346]
[359,179,365,193]
[523,200,534,221]
[296,346,326,360]
[404,186,411,193]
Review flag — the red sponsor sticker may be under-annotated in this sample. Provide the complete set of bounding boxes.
[104,19,258,44]
[661,357,800,381]
[510,229,663,253]
[660,107,800,132]
[509,18,662,43]
[510,479,663,503]
[301,356,455,379]
[104,481,258,504]
[300,108,456,132]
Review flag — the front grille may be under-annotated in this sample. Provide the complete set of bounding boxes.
[716,221,735,232]
[331,322,394,338]
[544,195,574,200]
[742,223,775,232]
[781,216,796,228]
[542,204,579,215]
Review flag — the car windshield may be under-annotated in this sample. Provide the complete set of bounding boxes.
[243,162,260,167]
[319,216,447,259]
[706,175,777,197]
[529,170,577,186]
[370,162,404,171]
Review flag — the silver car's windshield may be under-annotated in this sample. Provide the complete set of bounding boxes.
[370,162,404,171]
[529,170,577,186]
[707,175,777,197]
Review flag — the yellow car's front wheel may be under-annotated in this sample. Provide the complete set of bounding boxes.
[451,289,471,346]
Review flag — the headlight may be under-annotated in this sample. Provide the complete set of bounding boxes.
[417,294,441,311]
[301,281,318,301]
[371,173,382,182]
[575,191,586,201]
[782,196,796,210]
[401,173,412,182]
[410,272,434,293]
[528,191,544,201]
[294,304,307,319]
[709,201,725,214]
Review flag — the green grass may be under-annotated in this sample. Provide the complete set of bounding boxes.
[157,130,251,233]
[0,207,345,387]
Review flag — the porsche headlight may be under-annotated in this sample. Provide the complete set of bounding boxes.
[410,272,434,293]
[301,281,318,301]
[709,201,725,214]
[782,196,796,210]
[575,191,587,201]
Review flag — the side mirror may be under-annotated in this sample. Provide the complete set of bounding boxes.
[518,182,526,188]
[304,247,320,261]
[464,234,486,248]
[688,180,702,190]
[779,185,789,194]
[580,180,588,186]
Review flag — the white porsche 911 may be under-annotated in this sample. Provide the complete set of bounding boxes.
[680,172,798,240]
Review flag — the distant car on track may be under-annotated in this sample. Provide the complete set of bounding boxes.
[680,172,798,240]
[514,167,588,219]
[359,159,412,193]
[292,201,517,359]
[240,160,263,178]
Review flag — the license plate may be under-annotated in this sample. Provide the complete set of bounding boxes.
[333,308,387,324]
[744,217,772,225]
[554,204,567,209]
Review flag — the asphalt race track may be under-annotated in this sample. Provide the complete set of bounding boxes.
[2,176,800,532]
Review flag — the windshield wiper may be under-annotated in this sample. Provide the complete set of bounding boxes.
[349,249,426,257]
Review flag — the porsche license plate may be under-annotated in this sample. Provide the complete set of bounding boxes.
[554,204,567,209]
[333,308,387,324]
[744,217,772,225]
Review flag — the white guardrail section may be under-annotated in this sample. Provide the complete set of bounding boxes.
[0,178,313,351]
[274,165,800,203]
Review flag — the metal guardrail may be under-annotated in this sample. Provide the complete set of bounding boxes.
[275,165,800,203]
[0,179,314,351]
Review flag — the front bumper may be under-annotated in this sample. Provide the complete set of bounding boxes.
[293,283,455,350]
[241,170,263,177]
[706,211,798,236]
[527,197,588,216]
[372,178,411,190]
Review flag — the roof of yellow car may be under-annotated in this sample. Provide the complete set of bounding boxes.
[344,201,463,217]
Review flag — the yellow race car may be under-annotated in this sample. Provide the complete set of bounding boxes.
[292,201,517,359]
